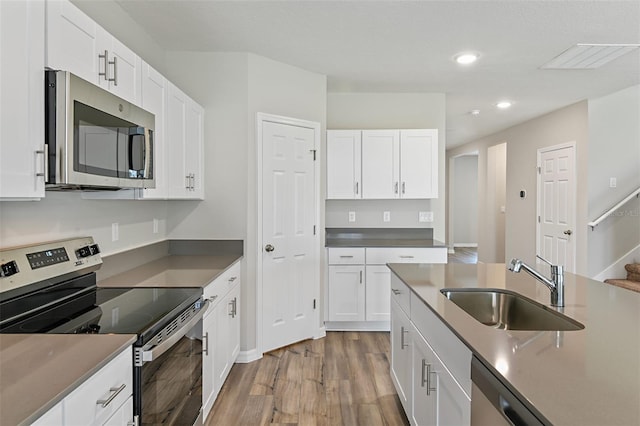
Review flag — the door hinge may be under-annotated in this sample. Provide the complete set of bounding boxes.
[538,215,541,223]
[313,299,316,309]
[310,149,317,161]
[537,166,541,174]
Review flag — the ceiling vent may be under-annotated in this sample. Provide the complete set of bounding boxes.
[540,43,640,69]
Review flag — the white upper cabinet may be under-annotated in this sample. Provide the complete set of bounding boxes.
[326,130,362,199]
[46,0,141,105]
[138,62,167,199]
[326,129,438,200]
[166,83,204,200]
[400,129,438,199]
[361,130,400,199]
[0,0,46,199]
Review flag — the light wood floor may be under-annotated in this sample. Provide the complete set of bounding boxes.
[448,247,478,264]
[205,332,409,426]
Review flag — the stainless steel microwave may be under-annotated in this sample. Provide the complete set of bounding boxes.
[45,70,155,190]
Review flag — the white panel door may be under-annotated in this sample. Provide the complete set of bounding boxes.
[326,130,362,199]
[262,120,316,353]
[328,265,365,321]
[362,130,400,199]
[365,265,391,321]
[166,83,188,198]
[538,144,576,272]
[185,98,204,199]
[400,129,438,198]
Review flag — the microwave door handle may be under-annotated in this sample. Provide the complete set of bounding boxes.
[127,127,145,176]
[138,299,210,364]
[144,128,152,179]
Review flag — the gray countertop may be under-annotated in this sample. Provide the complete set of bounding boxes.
[97,254,242,288]
[325,227,446,248]
[387,263,640,426]
[0,334,136,426]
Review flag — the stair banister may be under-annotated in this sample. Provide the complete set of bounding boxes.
[588,186,640,229]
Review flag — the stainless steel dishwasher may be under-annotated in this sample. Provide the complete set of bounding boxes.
[471,356,549,426]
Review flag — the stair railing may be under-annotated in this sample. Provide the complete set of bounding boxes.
[588,186,640,229]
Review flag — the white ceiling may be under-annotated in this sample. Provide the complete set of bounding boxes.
[113,0,640,148]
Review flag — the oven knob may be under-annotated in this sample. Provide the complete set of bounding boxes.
[89,244,101,255]
[76,246,92,258]
[0,260,19,277]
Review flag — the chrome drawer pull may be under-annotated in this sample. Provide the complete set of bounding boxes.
[97,383,126,407]
[391,289,401,295]
[399,255,414,259]
[339,255,354,258]
[400,326,409,349]
[228,276,237,282]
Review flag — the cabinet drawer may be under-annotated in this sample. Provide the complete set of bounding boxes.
[64,347,133,426]
[204,261,241,304]
[327,247,365,264]
[390,274,411,317]
[410,292,471,397]
[366,247,447,264]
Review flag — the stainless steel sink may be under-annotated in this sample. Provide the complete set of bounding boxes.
[440,288,584,331]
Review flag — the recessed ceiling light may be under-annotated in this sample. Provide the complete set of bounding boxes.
[469,109,480,116]
[496,101,512,109]
[455,53,479,65]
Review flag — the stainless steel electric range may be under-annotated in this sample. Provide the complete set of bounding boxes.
[0,237,208,425]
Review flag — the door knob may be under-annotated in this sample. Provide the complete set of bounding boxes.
[265,244,275,252]
[563,230,573,235]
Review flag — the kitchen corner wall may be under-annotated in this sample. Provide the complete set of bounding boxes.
[326,93,447,241]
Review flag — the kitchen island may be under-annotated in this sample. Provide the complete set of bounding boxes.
[388,262,640,426]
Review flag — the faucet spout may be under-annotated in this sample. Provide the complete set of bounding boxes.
[508,257,565,307]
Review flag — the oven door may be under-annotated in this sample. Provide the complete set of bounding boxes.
[135,299,209,426]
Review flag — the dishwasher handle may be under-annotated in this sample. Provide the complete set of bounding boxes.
[135,299,209,366]
[471,356,548,426]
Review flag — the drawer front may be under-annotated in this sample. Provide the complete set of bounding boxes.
[410,292,472,396]
[327,247,365,265]
[64,347,133,426]
[390,273,411,316]
[204,261,241,304]
[366,247,447,264]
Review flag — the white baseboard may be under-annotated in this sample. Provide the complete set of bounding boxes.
[593,243,640,282]
[324,321,390,332]
[448,248,455,254]
[236,348,262,364]
[453,243,478,248]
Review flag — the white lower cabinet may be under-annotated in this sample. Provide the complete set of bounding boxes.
[390,274,471,426]
[326,246,446,330]
[202,262,242,422]
[31,347,134,426]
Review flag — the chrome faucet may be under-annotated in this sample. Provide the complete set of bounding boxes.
[508,255,564,307]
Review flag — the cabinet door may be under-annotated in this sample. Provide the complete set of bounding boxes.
[412,332,438,426]
[400,129,438,199]
[365,265,391,321]
[326,130,362,199]
[434,355,471,426]
[213,293,231,393]
[0,0,45,199]
[328,265,365,322]
[166,82,188,198]
[390,300,412,414]
[105,34,142,106]
[46,0,99,85]
[185,98,204,199]
[361,130,400,199]
[201,308,217,422]
[31,400,63,426]
[139,63,167,199]
[227,283,241,364]
[102,395,134,426]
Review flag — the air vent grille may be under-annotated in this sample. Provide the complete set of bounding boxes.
[541,44,640,69]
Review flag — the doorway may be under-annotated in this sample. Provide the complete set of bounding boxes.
[256,113,322,354]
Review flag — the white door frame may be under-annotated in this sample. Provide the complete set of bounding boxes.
[255,112,323,356]
[536,141,577,271]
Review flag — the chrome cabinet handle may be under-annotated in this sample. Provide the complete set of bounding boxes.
[402,182,406,194]
[400,326,409,349]
[399,255,414,259]
[96,383,126,408]
[228,276,237,283]
[229,297,238,318]
[355,181,359,195]
[35,150,45,178]
[421,359,428,387]
[394,182,399,194]
[391,289,401,295]
[185,175,190,189]
[203,332,209,356]
[359,270,363,283]
[422,361,437,395]
[109,56,118,86]
[191,174,195,190]
[98,50,109,81]
[265,244,275,252]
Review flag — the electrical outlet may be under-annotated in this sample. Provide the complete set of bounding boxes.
[112,223,119,241]
[610,177,617,188]
[153,218,159,234]
[383,211,391,222]
[419,211,434,222]
[348,211,356,222]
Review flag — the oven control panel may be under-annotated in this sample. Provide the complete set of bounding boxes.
[0,237,103,295]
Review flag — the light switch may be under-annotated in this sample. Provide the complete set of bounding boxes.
[419,211,433,222]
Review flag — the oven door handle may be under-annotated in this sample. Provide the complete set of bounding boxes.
[138,300,210,365]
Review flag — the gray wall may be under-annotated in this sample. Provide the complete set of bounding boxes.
[447,101,589,274]
[587,85,640,277]
[451,155,479,246]
[326,92,447,241]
